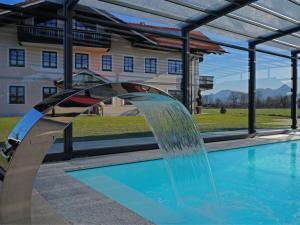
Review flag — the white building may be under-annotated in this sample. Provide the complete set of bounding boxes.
[0,0,223,116]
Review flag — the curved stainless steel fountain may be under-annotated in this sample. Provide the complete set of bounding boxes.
[0,82,174,224]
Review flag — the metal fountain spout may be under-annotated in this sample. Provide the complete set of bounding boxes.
[0,82,173,224]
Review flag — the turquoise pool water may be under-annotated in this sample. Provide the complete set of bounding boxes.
[68,140,300,225]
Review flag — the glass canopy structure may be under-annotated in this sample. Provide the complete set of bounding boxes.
[0,0,299,158]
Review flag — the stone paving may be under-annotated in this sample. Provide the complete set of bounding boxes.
[31,133,300,224]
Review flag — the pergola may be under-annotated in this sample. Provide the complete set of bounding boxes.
[0,0,300,158]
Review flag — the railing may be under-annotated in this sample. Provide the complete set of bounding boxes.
[199,76,214,90]
[17,25,111,48]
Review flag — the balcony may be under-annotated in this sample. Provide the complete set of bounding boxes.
[199,76,213,90]
[17,25,111,48]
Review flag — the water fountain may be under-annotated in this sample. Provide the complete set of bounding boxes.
[0,82,217,224]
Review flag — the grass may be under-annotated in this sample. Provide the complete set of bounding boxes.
[0,108,294,144]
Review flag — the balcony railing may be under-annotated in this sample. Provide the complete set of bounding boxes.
[17,25,111,48]
[199,76,214,90]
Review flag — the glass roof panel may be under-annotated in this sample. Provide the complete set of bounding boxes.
[262,40,297,51]
[76,0,300,51]
[276,35,300,49]
[256,0,300,22]
[79,0,207,27]
[78,0,185,27]
[232,5,296,31]
[208,17,276,40]
[199,25,249,41]
[181,0,231,11]
[257,44,292,55]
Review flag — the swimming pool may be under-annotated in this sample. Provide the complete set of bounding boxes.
[68,140,300,225]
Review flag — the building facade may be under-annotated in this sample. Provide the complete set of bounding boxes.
[0,0,223,116]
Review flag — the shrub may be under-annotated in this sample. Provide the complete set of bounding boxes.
[220,106,227,114]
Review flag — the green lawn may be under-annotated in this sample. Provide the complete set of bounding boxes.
[0,108,293,144]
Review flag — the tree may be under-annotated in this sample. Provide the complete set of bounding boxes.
[240,93,248,108]
[228,92,239,107]
[215,98,223,108]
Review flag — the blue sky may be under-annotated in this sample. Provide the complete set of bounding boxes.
[0,0,23,4]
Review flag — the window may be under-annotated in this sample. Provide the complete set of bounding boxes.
[35,18,57,28]
[9,49,25,67]
[145,58,157,73]
[75,20,86,30]
[168,60,182,75]
[74,20,86,40]
[75,53,89,69]
[124,56,134,72]
[42,51,57,68]
[102,55,112,71]
[9,86,25,104]
[43,87,57,100]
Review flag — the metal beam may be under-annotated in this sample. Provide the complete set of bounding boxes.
[288,0,300,7]
[248,42,256,134]
[183,0,257,32]
[63,0,79,160]
[0,3,66,20]
[182,30,192,113]
[291,51,298,129]
[293,49,300,54]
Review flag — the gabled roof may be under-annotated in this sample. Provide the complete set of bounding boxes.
[128,23,224,54]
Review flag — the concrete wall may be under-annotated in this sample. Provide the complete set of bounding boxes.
[0,26,200,116]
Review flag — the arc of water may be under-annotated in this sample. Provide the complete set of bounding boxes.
[0,82,217,224]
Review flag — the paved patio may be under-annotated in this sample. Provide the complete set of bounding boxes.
[31,133,300,225]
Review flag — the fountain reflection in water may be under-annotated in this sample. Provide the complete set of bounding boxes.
[130,93,223,224]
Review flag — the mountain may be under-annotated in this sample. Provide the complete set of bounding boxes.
[256,84,291,100]
[204,84,291,103]
[212,89,240,101]
[209,77,287,94]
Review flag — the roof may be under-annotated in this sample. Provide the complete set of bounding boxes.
[77,0,300,52]
[128,23,224,54]
[54,70,110,89]
[0,0,46,12]
[14,0,43,7]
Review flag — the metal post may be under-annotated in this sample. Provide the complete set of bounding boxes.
[63,0,78,159]
[248,43,256,135]
[182,30,192,113]
[291,51,298,130]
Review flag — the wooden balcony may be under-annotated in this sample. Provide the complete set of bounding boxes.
[199,76,213,90]
[17,25,111,48]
